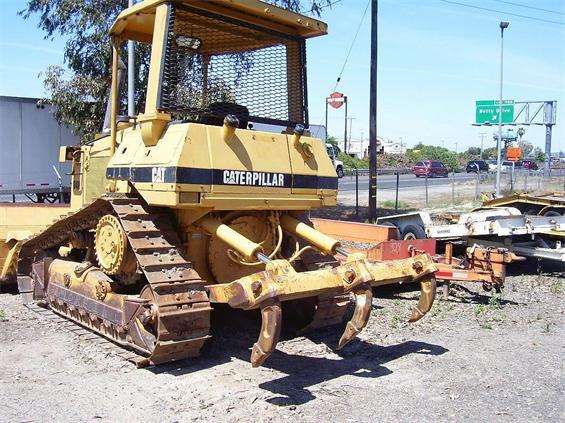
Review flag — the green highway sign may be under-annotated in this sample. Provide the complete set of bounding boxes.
[475,100,514,124]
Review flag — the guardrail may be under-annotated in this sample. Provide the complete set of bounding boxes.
[343,168,411,177]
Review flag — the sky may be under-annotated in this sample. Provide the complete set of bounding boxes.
[0,0,563,154]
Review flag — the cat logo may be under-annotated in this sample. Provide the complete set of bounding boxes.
[152,167,166,183]
[224,171,237,184]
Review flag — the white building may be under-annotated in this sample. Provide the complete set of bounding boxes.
[380,138,407,155]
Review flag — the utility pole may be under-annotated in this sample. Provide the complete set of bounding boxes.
[325,98,328,140]
[343,96,349,153]
[127,0,135,117]
[347,117,355,153]
[368,0,378,222]
[479,132,486,158]
[496,21,509,197]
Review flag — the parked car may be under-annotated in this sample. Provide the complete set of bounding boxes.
[325,143,345,178]
[486,160,521,173]
[486,160,498,172]
[522,159,538,170]
[412,160,449,178]
[465,160,489,173]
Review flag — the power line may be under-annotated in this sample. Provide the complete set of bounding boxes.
[437,0,564,25]
[332,0,371,92]
[489,0,564,16]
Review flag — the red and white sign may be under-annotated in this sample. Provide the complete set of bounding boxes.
[327,92,346,109]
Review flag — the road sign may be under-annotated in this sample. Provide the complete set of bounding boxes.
[475,100,514,125]
[327,92,346,109]
[506,146,522,161]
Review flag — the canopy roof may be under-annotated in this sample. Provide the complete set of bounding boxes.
[109,0,328,43]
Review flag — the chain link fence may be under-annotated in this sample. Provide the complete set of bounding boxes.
[339,168,565,214]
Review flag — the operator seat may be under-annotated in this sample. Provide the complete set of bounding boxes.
[200,102,250,129]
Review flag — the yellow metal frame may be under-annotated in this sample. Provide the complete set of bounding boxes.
[109,0,328,42]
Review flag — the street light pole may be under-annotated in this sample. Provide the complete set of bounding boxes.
[495,21,509,197]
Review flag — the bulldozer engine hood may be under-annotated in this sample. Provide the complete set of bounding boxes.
[105,122,338,210]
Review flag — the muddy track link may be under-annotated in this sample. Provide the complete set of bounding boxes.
[25,302,147,365]
[18,196,212,366]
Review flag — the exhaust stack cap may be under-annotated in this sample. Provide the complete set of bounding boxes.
[224,114,240,128]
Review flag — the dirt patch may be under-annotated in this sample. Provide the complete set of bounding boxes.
[0,272,562,422]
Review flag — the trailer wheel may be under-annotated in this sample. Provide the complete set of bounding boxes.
[401,224,426,240]
[542,210,561,217]
[523,207,541,216]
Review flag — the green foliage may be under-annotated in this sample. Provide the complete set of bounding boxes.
[481,147,498,160]
[488,295,502,309]
[337,152,368,169]
[465,146,481,157]
[474,304,486,316]
[326,135,341,153]
[550,280,562,295]
[22,0,331,141]
[406,143,460,172]
[532,147,546,163]
[42,66,107,141]
[0,309,5,321]
[381,200,410,209]
[518,140,534,157]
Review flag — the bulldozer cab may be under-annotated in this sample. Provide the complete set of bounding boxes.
[108,0,327,148]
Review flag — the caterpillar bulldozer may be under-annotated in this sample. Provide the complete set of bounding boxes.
[0,0,438,367]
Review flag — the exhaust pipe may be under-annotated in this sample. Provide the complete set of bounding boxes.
[102,58,127,134]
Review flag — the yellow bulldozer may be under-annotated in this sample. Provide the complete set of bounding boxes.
[0,0,437,367]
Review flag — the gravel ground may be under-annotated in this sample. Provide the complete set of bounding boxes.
[0,271,563,422]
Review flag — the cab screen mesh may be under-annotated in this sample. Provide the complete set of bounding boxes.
[159,5,308,127]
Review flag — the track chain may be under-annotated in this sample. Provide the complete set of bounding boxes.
[18,195,211,366]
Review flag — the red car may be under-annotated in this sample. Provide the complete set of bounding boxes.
[522,159,538,170]
[412,160,449,178]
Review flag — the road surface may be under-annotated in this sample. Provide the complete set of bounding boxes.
[338,172,477,192]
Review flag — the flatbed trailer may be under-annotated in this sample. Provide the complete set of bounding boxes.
[481,192,564,216]
[374,208,565,264]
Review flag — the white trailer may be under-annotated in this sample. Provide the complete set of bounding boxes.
[0,96,76,202]
[377,207,565,264]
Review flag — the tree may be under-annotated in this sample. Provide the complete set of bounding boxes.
[407,143,460,172]
[465,146,481,157]
[22,0,331,142]
[532,147,546,163]
[326,135,341,153]
[481,147,497,160]
[518,139,534,157]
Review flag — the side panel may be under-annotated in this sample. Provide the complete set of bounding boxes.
[207,126,293,195]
